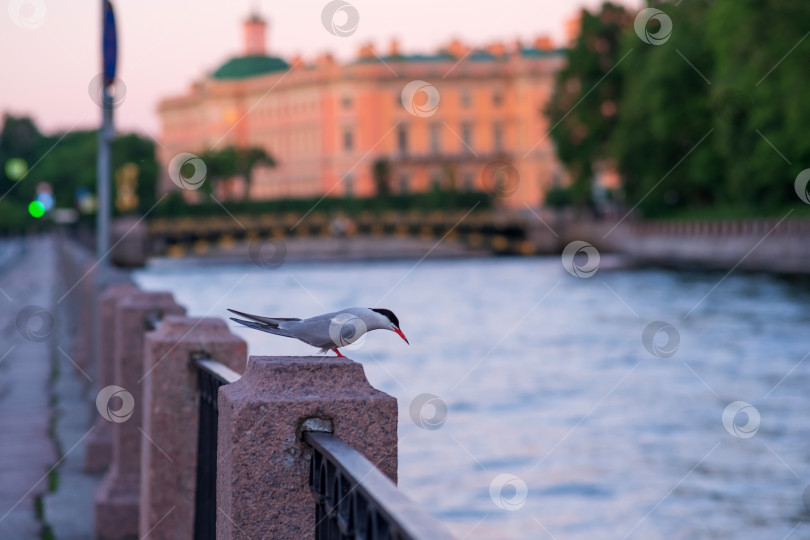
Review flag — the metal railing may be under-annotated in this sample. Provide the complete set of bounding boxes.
[305,431,455,540]
[193,356,241,540]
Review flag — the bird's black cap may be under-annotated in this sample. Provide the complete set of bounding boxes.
[370,308,400,328]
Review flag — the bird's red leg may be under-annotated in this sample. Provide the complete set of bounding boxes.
[333,348,345,357]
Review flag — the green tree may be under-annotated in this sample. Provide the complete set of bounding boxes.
[545,2,633,206]
[199,145,274,199]
[34,130,97,208]
[707,0,810,209]
[0,114,160,229]
[0,114,48,207]
[113,133,158,214]
[610,0,722,216]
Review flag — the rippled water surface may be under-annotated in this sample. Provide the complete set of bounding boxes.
[135,257,810,539]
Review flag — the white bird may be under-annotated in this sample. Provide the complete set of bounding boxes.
[227,307,409,357]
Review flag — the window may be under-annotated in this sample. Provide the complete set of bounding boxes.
[460,89,471,108]
[493,122,503,151]
[397,125,408,153]
[399,174,410,194]
[493,91,503,106]
[343,128,353,151]
[429,124,441,154]
[461,122,473,151]
[342,96,352,109]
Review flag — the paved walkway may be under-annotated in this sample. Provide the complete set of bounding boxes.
[0,236,57,538]
[0,236,99,539]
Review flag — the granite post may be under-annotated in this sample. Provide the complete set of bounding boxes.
[73,262,96,372]
[94,292,185,540]
[217,356,398,539]
[85,283,140,473]
[139,316,246,540]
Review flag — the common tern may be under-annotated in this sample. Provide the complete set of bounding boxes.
[227,307,409,357]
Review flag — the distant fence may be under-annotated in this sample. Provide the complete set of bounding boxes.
[628,217,810,237]
[621,217,810,273]
[146,210,535,258]
[58,237,455,540]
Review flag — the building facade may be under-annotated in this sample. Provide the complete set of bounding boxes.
[157,14,568,207]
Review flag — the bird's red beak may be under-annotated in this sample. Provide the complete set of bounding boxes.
[394,327,409,344]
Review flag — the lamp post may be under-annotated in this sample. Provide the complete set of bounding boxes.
[96,0,116,262]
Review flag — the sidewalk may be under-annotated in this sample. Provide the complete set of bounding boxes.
[0,236,100,539]
[0,236,57,538]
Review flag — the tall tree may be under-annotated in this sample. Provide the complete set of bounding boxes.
[610,0,721,216]
[199,145,274,199]
[707,0,810,209]
[545,2,633,206]
[113,133,158,214]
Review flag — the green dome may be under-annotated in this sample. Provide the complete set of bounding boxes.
[212,55,290,80]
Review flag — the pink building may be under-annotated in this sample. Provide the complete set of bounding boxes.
[157,13,568,207]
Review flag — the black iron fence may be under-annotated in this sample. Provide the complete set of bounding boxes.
[191,358,454,539]
[305,431,455,540]
[193,356,240,540]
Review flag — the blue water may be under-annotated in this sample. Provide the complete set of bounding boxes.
[135,257,810,539]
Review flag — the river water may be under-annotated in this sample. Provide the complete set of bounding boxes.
[135,256,810,539]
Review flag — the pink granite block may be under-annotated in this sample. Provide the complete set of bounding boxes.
[85,283,140,473]
[73,262,96,371]
[94,292,185,540]
[217,356,398,540]
[139,316,246,540]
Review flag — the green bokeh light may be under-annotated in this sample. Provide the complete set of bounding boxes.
[28,200,46,218]
[5,158,28,181]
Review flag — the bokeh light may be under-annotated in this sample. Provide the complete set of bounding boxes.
[36,192,54,211]
[76,187,96,214]
[5,158,28,181]
[28,200,46,218]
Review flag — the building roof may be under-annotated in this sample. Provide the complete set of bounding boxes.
[352,47,564,66]
[352,52,454,65]
[519,47,566,58]
[212,55,289,80]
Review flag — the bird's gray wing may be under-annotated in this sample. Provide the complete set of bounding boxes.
[294,311,371,349]
[227,309,302,338]
[228,317,296,338]
[290,312,345,348]
[227,309,301,325]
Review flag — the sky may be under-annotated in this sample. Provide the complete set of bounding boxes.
[0,0,639,138]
